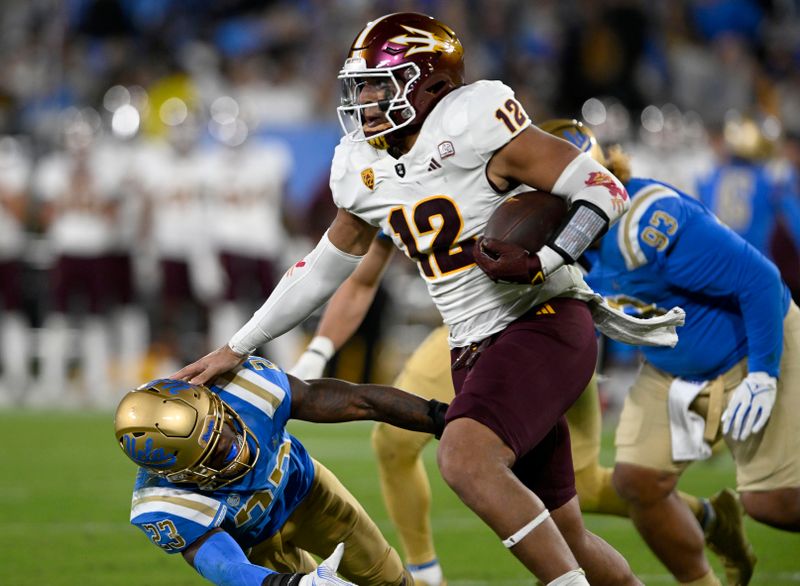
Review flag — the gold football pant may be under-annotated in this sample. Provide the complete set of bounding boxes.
[248,460,412,586]
[371,325,661,566]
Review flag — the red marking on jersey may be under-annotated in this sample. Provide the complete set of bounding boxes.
[294,260,306,268]
[585,171,629,201]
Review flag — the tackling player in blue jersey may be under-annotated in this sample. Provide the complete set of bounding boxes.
[114,356,447,586]
[477,120,800,586]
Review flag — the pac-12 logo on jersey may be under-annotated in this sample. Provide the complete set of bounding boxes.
[361,168,375,190]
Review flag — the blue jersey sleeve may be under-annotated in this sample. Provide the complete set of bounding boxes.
[656,204,787,376]
[216,356,293,430]
[130,482,227,554]
[193,531,275,584]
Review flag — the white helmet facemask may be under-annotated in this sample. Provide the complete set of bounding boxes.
[337,57,420,142]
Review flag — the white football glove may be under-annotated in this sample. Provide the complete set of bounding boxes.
[288,336,335,380]
[299,543,354,586]
[721,371,777,442]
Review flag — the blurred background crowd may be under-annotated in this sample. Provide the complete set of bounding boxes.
[0,0,799,410]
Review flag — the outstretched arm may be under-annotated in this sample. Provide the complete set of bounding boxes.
[184,528,354,586]
[173,209,378,385]
[290,236,395,379]
[289,375,447,437]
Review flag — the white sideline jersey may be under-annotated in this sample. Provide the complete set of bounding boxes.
[331,81,584,347]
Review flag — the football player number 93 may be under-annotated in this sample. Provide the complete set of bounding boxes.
[388,196,476,279]
[641,210,678,251]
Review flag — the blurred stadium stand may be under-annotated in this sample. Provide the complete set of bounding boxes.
[0,0,798,410]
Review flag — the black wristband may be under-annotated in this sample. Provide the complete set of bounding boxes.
[548,200,609,264]
[428,399,449,440]
[262,572,303,586]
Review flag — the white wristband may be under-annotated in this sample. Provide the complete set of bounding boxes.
[536,245,565,277]
[306,336,335,362]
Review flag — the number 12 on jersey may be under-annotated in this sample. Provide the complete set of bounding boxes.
[388,196,476,279]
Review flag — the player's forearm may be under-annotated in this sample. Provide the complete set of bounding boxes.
[302,378,447,435]
[735,248,786,377]
[229,232,363,354]
[544,153,630,274]
[190,530,275,586]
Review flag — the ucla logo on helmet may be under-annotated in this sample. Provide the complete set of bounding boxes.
[123,435,178,469]
[140,378,195,395]
[199,417,216,447]
[563,129,591,152]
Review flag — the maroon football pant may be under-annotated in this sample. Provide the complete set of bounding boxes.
[447,298,597,510]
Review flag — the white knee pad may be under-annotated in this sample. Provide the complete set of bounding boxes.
[547,569,588,585]
[502,509,550,548]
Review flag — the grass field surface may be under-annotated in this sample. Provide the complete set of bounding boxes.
[1,410,798,585]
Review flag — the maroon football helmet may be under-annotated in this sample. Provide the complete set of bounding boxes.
[337,12,465,147]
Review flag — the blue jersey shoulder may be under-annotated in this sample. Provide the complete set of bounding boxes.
[613,177,702,270]
[213,356,293,429]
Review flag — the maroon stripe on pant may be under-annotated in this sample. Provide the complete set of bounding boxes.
[220,253,277,301]
[50,255,113,314]
[447,297,597,510]
[0,260,23,311]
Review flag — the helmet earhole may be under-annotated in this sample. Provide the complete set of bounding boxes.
[401,108,413,120]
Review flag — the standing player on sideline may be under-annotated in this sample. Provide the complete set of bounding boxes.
[696,115,800,260]
[115,357,448,585]
[474,120,800,586]
[175,12,640,585]
[289,121,754,586]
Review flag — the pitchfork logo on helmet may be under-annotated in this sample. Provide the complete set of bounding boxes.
[337,12,465,147]
[389,25,453,55]
[114,379,260,491]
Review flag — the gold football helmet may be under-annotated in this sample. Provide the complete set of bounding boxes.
[538,118,607,166]
[114,379,260,491]
[723,114,778,161]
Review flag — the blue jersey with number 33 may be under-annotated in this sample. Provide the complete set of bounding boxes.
[587,177,791,380]
[128,357,315,554]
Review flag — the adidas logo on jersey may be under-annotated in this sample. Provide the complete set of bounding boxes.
[427,158,442,171]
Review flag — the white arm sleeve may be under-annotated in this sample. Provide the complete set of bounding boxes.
[228,231,363,355]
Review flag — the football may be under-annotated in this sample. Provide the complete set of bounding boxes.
[483,190,567,252]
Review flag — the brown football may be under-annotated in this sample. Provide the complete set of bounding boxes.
[483,190,568,252]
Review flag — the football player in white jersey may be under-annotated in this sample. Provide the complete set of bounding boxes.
[200,134,297,366]
[34,115,123,407]
[0,136,32,404]
[175,13,637,585]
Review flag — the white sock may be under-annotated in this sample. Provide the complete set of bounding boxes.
[408,559,444,586]
[547,569,588,586]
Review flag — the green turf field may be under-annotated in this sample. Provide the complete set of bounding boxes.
[1,410,798,585]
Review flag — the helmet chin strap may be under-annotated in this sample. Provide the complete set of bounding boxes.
[365,107,419,153]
